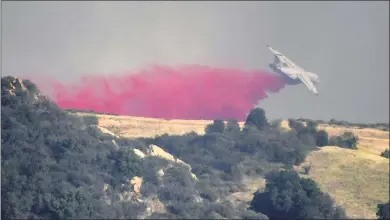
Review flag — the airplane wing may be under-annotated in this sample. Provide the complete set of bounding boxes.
[272,56,283,67]
[267,45,296,68]
[296,73,318,95]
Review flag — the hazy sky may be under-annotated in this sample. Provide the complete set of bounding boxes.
[2,1,389,123]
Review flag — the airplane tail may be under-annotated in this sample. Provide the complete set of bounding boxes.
[306,71,320,84]
[266,45,282,55]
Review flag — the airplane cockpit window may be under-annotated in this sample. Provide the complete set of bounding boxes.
[281,62,289,67]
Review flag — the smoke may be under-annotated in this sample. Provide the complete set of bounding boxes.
[32,65,286,121]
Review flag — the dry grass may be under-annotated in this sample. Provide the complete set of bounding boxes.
[297,147,389,219]
[73,112,389,218]
[317,124,389,156]
[75,112,244,138]
[298,123,389,218]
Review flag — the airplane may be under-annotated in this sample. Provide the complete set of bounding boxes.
[266,45,320,95]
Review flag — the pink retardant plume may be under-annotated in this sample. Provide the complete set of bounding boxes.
[33,65,286,121]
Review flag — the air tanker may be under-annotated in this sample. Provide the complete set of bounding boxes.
[267,45,320,95]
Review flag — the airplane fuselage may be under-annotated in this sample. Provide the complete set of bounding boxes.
[268,63,301,85]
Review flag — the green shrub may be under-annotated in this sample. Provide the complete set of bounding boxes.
[380,149,389,159]
[315,130,329,147]
[205,119,225,133]
[250,170,346,219]
[329,131,359,150]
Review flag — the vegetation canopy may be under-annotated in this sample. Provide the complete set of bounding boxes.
[1,77,386,219]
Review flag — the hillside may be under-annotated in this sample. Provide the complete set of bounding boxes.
[1,77,263,219]
[71,111,389,219]
[297,147,389,219]
[2,76,388,219]
[296,119,388,218]
[71,112,389,156]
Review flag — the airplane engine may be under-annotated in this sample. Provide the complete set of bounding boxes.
[268,63,277,72]
[306,72,320,84]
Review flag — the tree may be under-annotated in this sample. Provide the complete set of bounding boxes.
[380,149,389,159]
[250,170,346,220]
[376,202,389,220]
[288,119,306,133]
[23,79,41,96]
[205,119,225,133]
[1,77,146,219]
[305,120,318,135]
[329,131,359,150]
[315,130,329,147]
[225,119,240,133]
[245,108,269,130]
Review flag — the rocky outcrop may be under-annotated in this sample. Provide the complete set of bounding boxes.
[1,76,42,103]
[133,148,146,158]
[2,77,28,95]
[146,144,176,161]
[89,124,119,138]
[144,196,166,216]
[130,176,143,201]
[133,144,198,181]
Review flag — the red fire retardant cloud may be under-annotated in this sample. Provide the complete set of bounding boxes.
[34,65,286,121]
